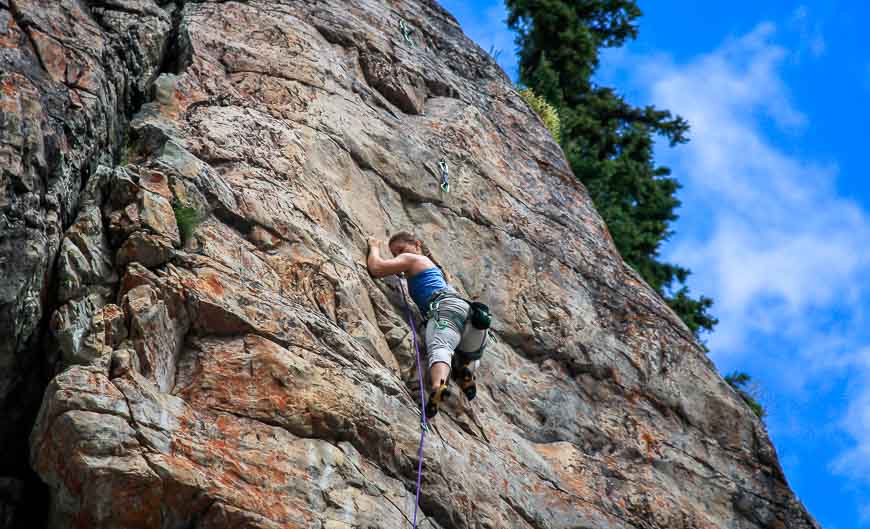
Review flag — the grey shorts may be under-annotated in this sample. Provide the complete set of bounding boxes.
[424,295,470,370]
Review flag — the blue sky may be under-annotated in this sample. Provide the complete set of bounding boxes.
[439,1,870,527]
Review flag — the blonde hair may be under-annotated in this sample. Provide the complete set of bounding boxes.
[388,231,450,281]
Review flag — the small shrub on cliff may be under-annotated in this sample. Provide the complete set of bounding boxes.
[725,372,767,419]
[173,204,201,244]
[519,88,561,143]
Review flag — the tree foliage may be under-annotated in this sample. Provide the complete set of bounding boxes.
[725,372,767,419]
[506,0,717,338]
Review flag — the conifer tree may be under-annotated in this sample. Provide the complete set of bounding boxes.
[506,0,718,338]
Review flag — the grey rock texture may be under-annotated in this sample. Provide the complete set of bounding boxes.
[0,0,171,524]
[2,1,820,528]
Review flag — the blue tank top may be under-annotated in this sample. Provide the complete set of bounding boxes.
[407,267,449,314]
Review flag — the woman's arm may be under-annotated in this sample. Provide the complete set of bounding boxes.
[367,238,416,277]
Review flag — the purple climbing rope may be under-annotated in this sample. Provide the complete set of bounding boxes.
[400,277,427,529]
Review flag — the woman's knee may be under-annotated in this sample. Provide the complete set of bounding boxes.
[428,347,453,370]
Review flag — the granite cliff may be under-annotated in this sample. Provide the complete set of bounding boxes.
[0,1,821,528]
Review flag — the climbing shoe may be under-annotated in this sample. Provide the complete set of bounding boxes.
[454,365,477,401]
[451,355,477,401]
[425,382,450,419]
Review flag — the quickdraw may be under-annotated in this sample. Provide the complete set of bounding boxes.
[438,159,449,193]
[399,19,415,46]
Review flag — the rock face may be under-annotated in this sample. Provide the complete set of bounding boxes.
[1,1,820,528]
[0,0,170,523]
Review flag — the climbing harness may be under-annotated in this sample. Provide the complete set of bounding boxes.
[438,159,450,193]
[426,292,492,401]
[399,19,415,46]
[400,276,427,529]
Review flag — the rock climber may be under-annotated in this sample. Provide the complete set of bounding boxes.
[366,231,489,418]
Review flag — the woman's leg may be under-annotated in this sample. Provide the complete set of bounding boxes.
[429,362,451,392]
[424,297,470,392]
[424,319,460,392]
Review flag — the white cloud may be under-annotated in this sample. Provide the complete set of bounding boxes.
[831,371,870,479]
[605,17,870,519]
[619,22,870,356]
[829,353,870,524]
[809,36,826,57]
[830,347,870,498]
[789,5,826,59]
